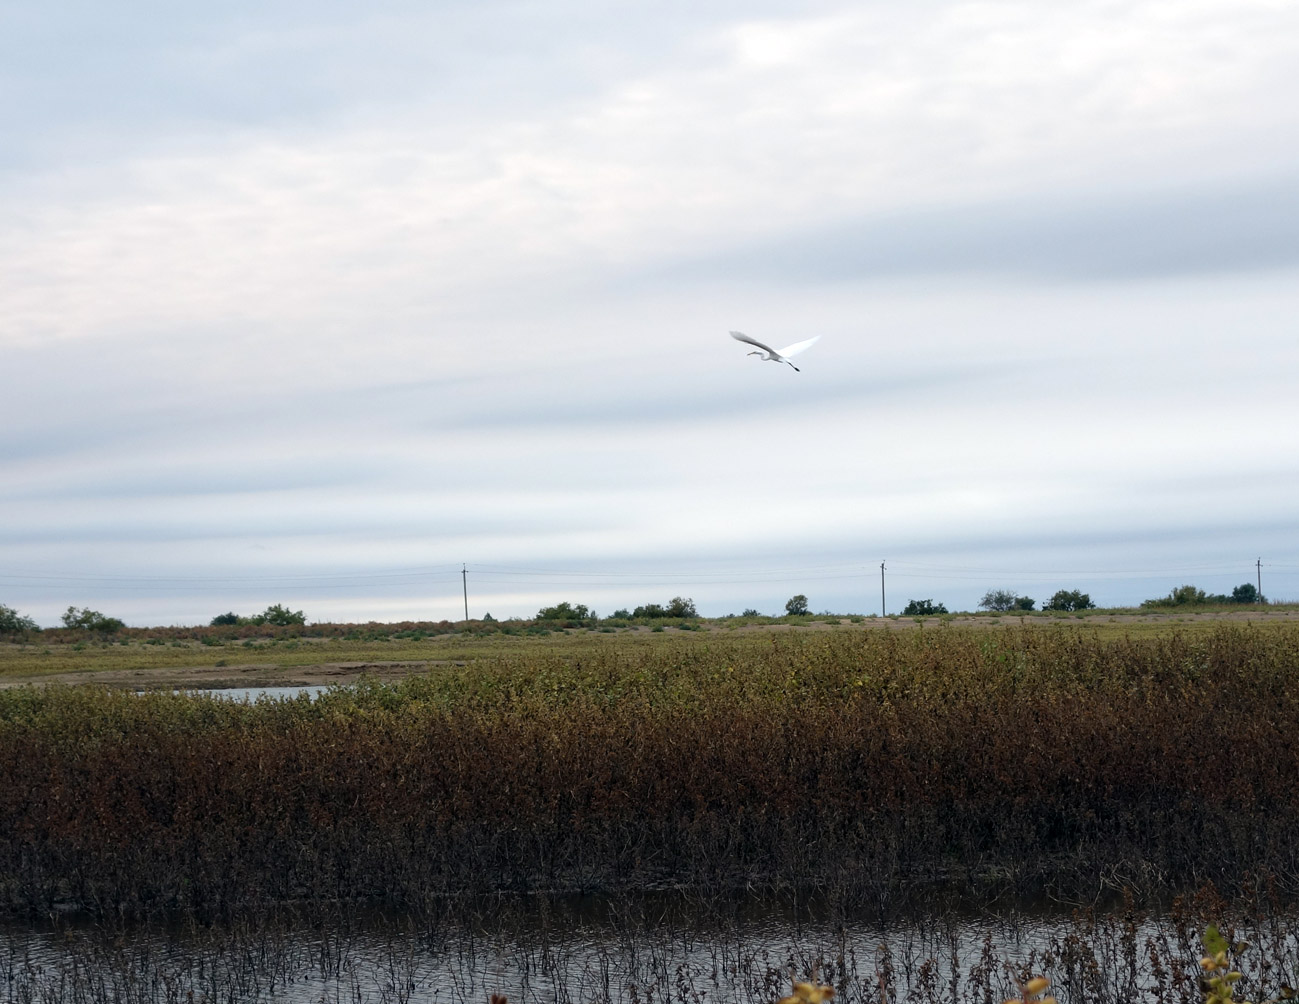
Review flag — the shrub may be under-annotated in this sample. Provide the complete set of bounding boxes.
[979,590,1033,612]
[666,596,698,618]
[785,595,810,616]
[1231,583,1265,604]
[536,601,592,621]
[0,604,40,638]
[741,608,761,618]
[60,606,125,634]
[902,599,948,616]
[1142,585,1208,608]
[633,597,698,619]
[1045,590,1095,612]
[210,612,240,626]
[251,604,306,626]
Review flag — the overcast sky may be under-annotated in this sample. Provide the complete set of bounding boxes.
[3,0,1298,625]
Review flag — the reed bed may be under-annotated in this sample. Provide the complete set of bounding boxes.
[2,625,1298,920]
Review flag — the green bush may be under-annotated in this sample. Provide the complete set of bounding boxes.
[60,606,125,634]
[0,604,40,638]
[979,590,1034,612]
[632,597,698,619]
[666,596,697,618]
[785,594,809,616]
[1231,583,1265,604]
[1142,585,1216,608]
[536,601,592,622]
[210,612,240,626]
[251,604,306,626]
[1044,589,1095,612]
[902,599,948,616]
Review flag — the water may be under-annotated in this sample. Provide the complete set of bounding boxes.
[189,684,331,702]
[0,910,1053,1004]
[6,899,1293,1004]
[137,685,334,701]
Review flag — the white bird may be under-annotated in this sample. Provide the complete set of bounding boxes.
[730,331,821,372]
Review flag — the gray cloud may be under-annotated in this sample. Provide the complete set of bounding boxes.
[3,2,1298,624]
[670,175,1299,284]
[0,1,825,172]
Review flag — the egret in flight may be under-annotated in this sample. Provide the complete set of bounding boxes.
[730,331,821,372]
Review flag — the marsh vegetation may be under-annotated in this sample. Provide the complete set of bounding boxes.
[1,620,1298,1000]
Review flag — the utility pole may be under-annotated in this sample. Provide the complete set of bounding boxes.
[462,564,469,622]
[1258,557,1263,603]
[880,560,886,617]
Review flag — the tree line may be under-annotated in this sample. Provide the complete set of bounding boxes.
[0,582,1277,639]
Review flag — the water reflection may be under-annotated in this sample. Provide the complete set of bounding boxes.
[6,896,1293,1004]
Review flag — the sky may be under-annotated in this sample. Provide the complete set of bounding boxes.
[3,0,1298,626]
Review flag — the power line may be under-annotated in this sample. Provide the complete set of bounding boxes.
[1,557,1293,597]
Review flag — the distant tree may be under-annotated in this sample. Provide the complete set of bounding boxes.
[481,611,496,622]
[1142,584,1208,608]
[1044,589,1095,612]
[666,596,698,618]
[609,609,631,620]
[978,589,1018,612]
[741,608,761,618]
[253,604,306,626]
[1231,583,1265,604]
[210,612,240,626]
[1014,596,1036,610]
[0,603,40,638]
[785,594,810,616]
[536,601,591,621]
[633,598,697,619]
[61,606,125,634]
[902,598,948,616]
[61,606,91,629]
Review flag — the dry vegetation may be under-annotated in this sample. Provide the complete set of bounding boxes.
[2,624,1298,924]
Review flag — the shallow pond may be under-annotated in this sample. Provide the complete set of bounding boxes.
[5,897,1296,1004]
[137,685,334,702]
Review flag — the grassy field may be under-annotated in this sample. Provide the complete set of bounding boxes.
[3,605,1297,686]
[3,618,1299,922]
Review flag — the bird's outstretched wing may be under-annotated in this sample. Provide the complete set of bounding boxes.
[777,335,821,358]
[730,330,777,354]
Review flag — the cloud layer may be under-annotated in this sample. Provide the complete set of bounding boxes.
[2,1,1298,623]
